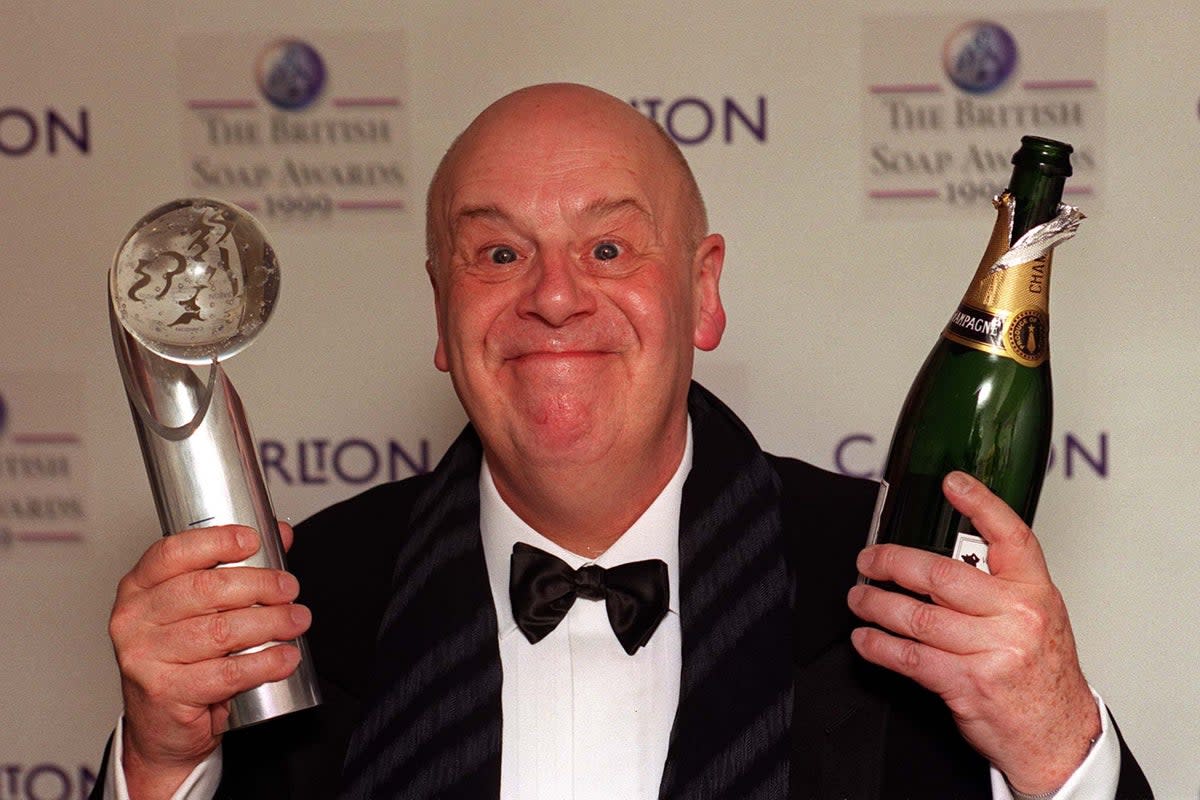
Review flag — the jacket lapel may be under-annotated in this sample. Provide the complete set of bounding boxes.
[338,427,502,799]
[780,455,890,800]
[658,383,793,799]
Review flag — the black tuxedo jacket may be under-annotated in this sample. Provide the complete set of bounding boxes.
[93,384,1151,799]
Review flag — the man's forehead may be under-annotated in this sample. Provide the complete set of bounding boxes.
[450,131,656,184]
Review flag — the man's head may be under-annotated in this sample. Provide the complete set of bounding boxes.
[424,83,725,506]
[426,86,710,269]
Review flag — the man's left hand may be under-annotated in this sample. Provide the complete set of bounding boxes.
[848,470,1101,796]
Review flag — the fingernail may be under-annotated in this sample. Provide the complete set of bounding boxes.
[857,547,876,571]
[847,585,864,608]
[289,605,311,626]
[277,643,301,669]
[945,471,972,494]
[278,572,299,595]
[235,527,255,549]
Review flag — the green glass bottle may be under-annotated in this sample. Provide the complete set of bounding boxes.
[870,136,1078,573]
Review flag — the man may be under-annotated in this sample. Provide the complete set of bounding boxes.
[92,84,1151,799]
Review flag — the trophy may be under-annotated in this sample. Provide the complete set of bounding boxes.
[109,198,320,729]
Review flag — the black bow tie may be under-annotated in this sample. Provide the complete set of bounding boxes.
[509,542,669,655]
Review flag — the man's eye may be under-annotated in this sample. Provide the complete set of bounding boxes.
[489,246,518,264]
[593,242,621,261]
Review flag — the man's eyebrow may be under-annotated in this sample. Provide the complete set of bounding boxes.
[453,204,510,224]
[447,205,513,246]
[579,196,653,222]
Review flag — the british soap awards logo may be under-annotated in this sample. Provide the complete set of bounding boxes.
[0,374,91,550]
[863,11,1103,219]
[180,31,411,227]
[942,20,1018,94]
[255,39,326,111]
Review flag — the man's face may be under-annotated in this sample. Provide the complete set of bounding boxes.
[428,89,724,481]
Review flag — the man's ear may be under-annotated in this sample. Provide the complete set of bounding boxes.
[692,233,726,351]
[427,258,450,372]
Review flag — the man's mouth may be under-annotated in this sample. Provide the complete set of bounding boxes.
[508,349,612,363]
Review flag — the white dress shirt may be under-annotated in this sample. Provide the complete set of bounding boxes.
[477,423,690,800]
[106,419,1120,799]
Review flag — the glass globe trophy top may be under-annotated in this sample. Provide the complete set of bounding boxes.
[110,198,279,364]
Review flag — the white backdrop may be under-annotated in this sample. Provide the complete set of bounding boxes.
[1,2,1195,797]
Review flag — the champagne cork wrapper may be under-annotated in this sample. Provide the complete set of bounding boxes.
[942,193,1084,368]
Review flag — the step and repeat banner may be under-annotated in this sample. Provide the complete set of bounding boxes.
[2,2,1195,797]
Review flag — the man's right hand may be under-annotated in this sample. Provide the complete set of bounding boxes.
[108,523,311,800]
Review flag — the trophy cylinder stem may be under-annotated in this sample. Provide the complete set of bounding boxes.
[116,324,321,729]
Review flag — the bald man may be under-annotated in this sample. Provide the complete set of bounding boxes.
[92,85,1150,800]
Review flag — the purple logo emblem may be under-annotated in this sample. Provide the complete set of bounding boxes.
[256,39,326,111]
[942,20,1018,94]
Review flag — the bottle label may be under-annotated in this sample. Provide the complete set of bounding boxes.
[951,531,991,574]
[856,479,889,586]
[940,193,1077,368]
[946,302,1008,352]
[866,479,888,548]
[945,302,1049,367]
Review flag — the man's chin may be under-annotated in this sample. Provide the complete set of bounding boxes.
[502,401,614,465]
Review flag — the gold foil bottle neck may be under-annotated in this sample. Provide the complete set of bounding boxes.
[941,193,1080,368]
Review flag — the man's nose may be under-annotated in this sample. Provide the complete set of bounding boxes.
[516,249,595,326]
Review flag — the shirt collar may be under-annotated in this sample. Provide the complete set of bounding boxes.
[480,417,692,638]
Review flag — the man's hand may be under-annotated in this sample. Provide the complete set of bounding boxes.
[108,523,311,800]
[847,471,1101,796]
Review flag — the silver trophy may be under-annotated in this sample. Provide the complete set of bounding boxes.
[109,198,320,729]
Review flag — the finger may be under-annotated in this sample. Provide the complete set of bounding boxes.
[164,644,302,708]
[123,526,262,594]
[857,544,1001,616]
[192,644,302,705]
[942,472,1049,580]
[850,625,961,697]
[279,521,294,553]
[162,566,299,620]
[847,584,989,654]
[131,567,300,626]
[156,604,311,663]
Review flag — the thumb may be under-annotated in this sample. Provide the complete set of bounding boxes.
[942,471,1049,581]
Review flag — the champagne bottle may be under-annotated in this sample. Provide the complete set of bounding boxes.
[869,136,1082,574]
